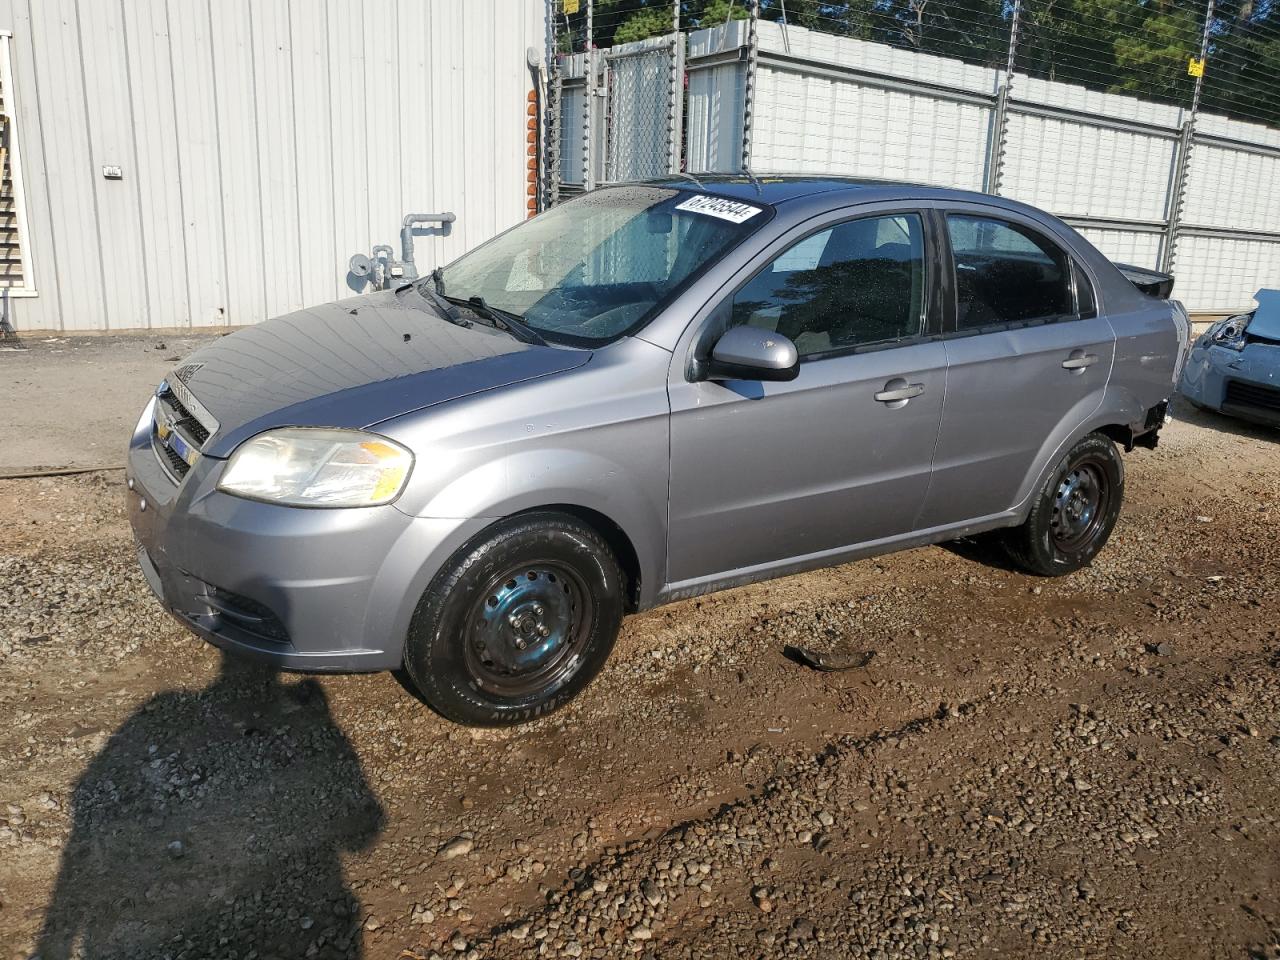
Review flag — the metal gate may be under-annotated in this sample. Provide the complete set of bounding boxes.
[603,36,683,184]
[549,32,683,200]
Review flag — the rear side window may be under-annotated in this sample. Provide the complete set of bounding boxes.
[729,213,927,358]
[1074,262,1097,319]
[947,215,1074,330]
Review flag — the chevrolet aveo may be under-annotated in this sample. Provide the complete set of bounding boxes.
[128,177,1189,726]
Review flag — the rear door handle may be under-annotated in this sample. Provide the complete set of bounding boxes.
[874,378,925,408]
[1062,350,1098,372]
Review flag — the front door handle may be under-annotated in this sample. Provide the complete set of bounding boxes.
[874,378,925,408]
[1062,350,1099,372]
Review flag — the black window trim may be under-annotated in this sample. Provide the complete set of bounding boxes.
[699,206,943,368]
[937,209,1093,338]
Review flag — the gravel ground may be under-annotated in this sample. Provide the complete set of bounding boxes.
[0,400,1277,960]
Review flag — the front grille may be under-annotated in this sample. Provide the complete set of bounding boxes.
[203,585,291,645]
[1224,379,1280,413]
[150,380,216,484]
[151,429,191,481]
[157,388,210,446]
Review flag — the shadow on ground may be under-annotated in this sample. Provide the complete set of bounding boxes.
[35,654,384,960]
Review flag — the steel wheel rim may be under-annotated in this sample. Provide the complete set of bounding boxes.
[465,561,592,698]
[1050,459,1108,552]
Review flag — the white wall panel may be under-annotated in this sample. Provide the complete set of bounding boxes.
[0,0,543,331]
[1173,236,1280,313]
[750,65,989,189]
[1076,228,1164,271]
[121,0,192,330]
[1196,111,1280,150]
[168,0,228,327]
[79,1,149,329]
[1014,74,1183,129]
[27,0,103,331]
[1001,113,1176,222]
[1181,144,1280,233]
[685,60,743,174]
[289,0,338,306]
[210,0,267,328]
[252,0,303,319]
[758,21,995,98]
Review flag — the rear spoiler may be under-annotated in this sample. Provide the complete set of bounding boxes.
[1115,262,1174,299]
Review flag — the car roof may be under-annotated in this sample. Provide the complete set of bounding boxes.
[641,173,997,208]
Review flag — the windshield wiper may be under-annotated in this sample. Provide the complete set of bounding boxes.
[409,268,468,327]
[427,266,546,346]
[455,294,547,346]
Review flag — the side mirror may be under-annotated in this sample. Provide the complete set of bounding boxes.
[704,326,800,382]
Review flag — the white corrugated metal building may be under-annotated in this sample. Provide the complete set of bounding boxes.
[0,0,543,333]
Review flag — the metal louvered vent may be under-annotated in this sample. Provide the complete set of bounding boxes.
[0,90,21,288]
[0,34,27,292]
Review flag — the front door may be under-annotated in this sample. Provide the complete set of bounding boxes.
[666,210,947,588]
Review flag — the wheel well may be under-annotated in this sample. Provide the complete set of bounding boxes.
[1094,423,1132,450]
[511,504,643,613]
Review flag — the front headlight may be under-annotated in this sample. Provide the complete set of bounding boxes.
[1208,313,1252,351]
[217,428,413,507]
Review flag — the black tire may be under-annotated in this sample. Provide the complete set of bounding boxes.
[1002,432,1124,577]
[403,512,624,726]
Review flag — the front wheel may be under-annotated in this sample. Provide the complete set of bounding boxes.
[1002,432,1124,576]
[403,513,624,726]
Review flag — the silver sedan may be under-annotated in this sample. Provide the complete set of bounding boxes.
[127,177,1187,725]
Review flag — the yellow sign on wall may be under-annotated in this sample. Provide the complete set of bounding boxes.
[564,0,580,13]
[1188,57,1205,77]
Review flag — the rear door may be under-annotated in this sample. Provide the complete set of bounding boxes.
[665,207,948,588]
[917,207,1116,528]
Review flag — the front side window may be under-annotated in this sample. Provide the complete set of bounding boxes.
[947,215,1073,330]
[727,213,927,358]
[439,186,768,345]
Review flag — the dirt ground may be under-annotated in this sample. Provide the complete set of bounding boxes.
[1,398,1278,960]
[0,334,219,473]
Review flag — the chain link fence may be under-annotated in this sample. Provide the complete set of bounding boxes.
[541,0,1280,312]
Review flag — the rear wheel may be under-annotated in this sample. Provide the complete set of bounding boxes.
[403,513,624,726]
[1003,432,1124,576]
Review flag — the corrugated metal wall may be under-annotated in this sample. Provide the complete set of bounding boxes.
[0,0,543,332]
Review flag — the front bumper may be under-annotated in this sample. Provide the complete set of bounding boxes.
[1179,338,1280,427]
[126,418,486,672]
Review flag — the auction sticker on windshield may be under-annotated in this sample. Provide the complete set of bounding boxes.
[675,195,763,224]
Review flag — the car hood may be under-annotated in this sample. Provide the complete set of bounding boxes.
[172,288,590,457]
[1249,289,1280,341]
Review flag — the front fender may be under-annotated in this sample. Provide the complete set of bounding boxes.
[398,447,668,609]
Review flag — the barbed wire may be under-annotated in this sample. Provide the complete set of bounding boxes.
[548,0,1280,128]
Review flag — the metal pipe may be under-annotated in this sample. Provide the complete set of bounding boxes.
[0,288,13,339]
[399,212,456,279]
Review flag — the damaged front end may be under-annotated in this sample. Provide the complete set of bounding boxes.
[1180,289,1280,428]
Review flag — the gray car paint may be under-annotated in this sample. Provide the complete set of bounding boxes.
[179,288,589,458]
[126,177,1185,673]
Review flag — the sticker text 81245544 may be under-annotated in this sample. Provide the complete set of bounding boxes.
[674,195,763,224]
